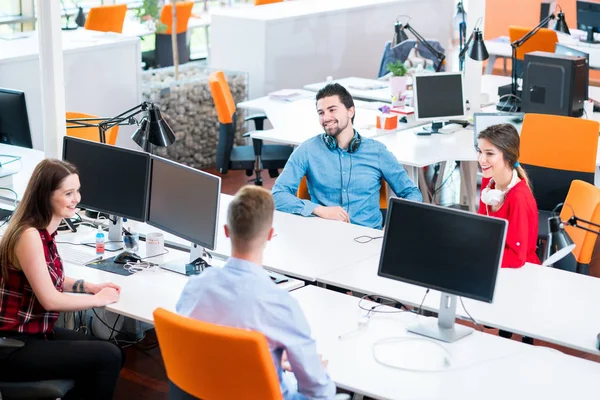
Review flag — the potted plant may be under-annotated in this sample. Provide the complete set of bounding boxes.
[387,60,408,104]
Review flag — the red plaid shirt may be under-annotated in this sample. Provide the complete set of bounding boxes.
[0,229,64,334]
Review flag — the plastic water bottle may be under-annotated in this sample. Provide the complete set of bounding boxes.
[95,226,105,255]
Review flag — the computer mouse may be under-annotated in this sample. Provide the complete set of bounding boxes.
[113,251,142,264]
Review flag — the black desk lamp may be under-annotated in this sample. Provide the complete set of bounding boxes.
[394,17,446,72]
[458,18,489,69]
[66,102,175,151]
[498,5,570,112]
[544,208,599,275]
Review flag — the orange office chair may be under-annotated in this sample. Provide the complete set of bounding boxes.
[298,176,388,220]
[553,180,600,275]
[65,112,119,145]
[152,1,195,67]
[84,4,127,33]
[509,26,558,61]
[208,70,293,185]
[519,113,599,240]
[255,0,284,5]
[153,308,282,400]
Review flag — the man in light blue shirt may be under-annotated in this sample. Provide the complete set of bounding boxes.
[272,83,422,230]
[176,186,337,400]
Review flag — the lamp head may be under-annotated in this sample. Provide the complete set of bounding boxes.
[131,103,176,151]
[395,21,409,43]
[553,10,570,35]
[468,29,489,61]
[543,215,576,266]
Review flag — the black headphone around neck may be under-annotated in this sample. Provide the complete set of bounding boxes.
[322,130,362,153]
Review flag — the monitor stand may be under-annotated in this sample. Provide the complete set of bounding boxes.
[580,28,599,44]
[407,292,473,343]
[81,215,124,252]
[417,121,444,135]
[161,242,211,276]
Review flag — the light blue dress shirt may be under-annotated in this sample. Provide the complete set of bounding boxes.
[272,133,423,229]
[176,257,336,400]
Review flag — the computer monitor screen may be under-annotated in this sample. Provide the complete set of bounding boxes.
[378,198,507,303]
[413,72,465,121]
[0,88,33,149]
[577,0,600,43]
[62,137,150,221]
[147,156,221,250]
[473,112,524,148]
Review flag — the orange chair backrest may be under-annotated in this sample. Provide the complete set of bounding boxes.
[560,180,600,264]
[153,308,282,400]
[297,176,388,209]
[509,26,558,60]
[84,4,127,34]
[519,114,599,173]
[65,112,119,145]
[208,71,236,125]
[160,2,194,35]
[255,0,284,5]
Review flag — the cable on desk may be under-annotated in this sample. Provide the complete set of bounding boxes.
[0,187,19,208]
[497,94,522,113]
[372,337,453,372]
[459,296,483,332]
[353,235,383,244]
[416,288,430,315]
[141,248,170,260]
[0,154,22,167]
[358,294,409,314]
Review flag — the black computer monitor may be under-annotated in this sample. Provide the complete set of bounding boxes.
[0,88,33,149]
[378,198,507,342]
[62,136,150,223]
[473,112,524,148]
[413,72,466,134]
[577,0,600,44]
[147,155,221,274]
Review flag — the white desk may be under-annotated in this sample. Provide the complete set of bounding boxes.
[296,285,600,400]
[59,231,304,326]
[0,29,142,151]
[210,0,453,99]
[0,143,44,203]
[318,257,600,355]
[127,194,384,282]
[484,34,600,75]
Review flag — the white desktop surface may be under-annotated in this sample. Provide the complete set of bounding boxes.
[129,194,384,282]
[0,143,44,203]
[318,257,600,355]
[295,285,600,400]
[59,231,304,325]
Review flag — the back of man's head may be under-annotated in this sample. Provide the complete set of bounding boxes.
[227,185,274,253]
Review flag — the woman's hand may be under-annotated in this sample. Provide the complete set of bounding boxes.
[86,282,121,295]
[93,287,120,307]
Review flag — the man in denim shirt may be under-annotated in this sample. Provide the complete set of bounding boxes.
[176,186,338,399]
[272,84,422,229]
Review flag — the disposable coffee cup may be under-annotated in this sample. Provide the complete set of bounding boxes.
[146,232,165,258]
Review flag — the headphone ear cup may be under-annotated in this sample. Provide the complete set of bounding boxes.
[348,134,362,153]
[322,134,337,151]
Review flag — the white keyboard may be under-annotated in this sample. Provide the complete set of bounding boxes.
[57,244,101,265]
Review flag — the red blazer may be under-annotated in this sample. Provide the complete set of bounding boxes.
[478,177,541,268]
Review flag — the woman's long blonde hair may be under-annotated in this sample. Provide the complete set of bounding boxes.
[477,123,531,189]
[0,159,78,277]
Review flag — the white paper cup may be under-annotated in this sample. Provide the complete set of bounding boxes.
[146,232,165,258]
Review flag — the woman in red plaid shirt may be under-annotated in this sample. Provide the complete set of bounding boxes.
[0,159,122,399]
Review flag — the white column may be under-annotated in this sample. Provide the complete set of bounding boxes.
[37,0,66,158]
[463,0,486,115]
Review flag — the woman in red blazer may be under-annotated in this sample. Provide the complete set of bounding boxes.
[477,124,541,268]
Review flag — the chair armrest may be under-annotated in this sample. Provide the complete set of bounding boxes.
[0,337,25,348]
[245,114,268,131]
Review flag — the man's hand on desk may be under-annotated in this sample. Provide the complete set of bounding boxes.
[313,206,350,223]
[281,350,329,372]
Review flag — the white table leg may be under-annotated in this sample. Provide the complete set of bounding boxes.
[459,161,478,212]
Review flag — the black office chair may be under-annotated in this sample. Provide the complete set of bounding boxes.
[208,71,293,185]
[0,338,75,399]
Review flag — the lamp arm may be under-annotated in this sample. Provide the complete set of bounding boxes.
[568,216,600,233]
[404,23,446,72]
[98,102,149,132]
[511,14,556,48]
[459,30,475,59]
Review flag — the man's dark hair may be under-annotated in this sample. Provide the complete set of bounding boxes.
[316,83,355,123]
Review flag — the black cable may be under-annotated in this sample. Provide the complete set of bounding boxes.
[353,235,384,243]
[460,297,483,332]
[358,294,409,314]
[431,162,459,196]
[416,288,430,315]
[91,308,133,339]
